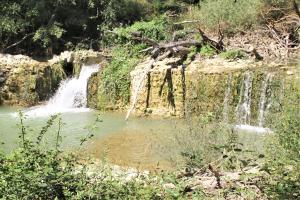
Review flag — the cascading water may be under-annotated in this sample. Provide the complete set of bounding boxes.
[235,71,253,125]
[24,64,99,117]
[257,73,273,127]
[234,71,272,133]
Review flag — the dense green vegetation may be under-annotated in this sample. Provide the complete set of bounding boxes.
[0,0,152,56]
[1,0,299,56]
[100,17,172,105]
[0,0,299,199]
[262,80,300,199]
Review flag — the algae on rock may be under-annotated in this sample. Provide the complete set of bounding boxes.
[0,63,66,106]
[126,57,299,128]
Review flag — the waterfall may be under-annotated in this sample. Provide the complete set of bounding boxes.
[257,73,273,127]
[125,58,155,120]
[234,71,272,133]
[235,71,253,125]
[24,64,99,117]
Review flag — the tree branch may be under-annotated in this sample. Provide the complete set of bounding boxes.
[3,33,34,52]
[174,20,202,25]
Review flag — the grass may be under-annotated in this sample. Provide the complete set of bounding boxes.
[220,50,245,60]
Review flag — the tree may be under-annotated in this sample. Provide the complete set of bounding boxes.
[0,0,150,56]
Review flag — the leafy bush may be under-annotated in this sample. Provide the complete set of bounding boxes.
[262,80,300,199]
[0,0,152,55]
[200,45,216,57]
[0,113,86,199]
[100,17,172,107]
[184,46,198,65]
[106,16,171,45]
[181,0,263,33]
[100,44,146,106]
[219,50,245,60]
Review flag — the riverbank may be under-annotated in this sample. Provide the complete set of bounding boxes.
[0,106,296,199]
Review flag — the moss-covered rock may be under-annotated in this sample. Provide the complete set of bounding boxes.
[126,57,299,127]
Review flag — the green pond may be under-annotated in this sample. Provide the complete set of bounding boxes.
[0,106,266,170]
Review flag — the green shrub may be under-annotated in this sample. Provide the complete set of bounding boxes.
[220,50,245,60]
[100,17,172,107]
[262,80,300,199]
[184,46,198,65]
[100,44,146,105]
[200,45,216,57]
[107,16,171,45]
[181,0,263,33]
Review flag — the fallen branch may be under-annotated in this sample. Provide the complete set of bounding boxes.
[174,20,202,25]
[132,36,158,47]
[208,164,222,189]
[160,40,201,49]
[198,28,224,52]
[4,33,34,52]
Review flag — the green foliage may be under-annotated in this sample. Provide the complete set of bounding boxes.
[163,112,223,168]
[202,0,262,31]
[33,23,65,48]
[215,130,261,171]
[262,80,300,199]
[0,112,84,199]
[107,16,171,45]
[181,0,263,33]
[184,46,198,65]
[0,0,151,55]
[151,0,187,14]
[200,45,216,57]
[220,50,245,60]
[101,44,146,105]
[100,17,171,107]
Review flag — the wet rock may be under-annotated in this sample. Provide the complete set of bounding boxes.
[127,56,299,125]
[0,54,65,106]
[0,50,107,106]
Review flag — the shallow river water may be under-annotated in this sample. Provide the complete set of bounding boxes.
[0,106,266,170]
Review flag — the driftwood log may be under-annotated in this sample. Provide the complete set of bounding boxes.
[131,29,224,57]
[106,28,225,58]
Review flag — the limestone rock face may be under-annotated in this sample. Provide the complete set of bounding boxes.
[49,50,106,77]
[128,57,299,127]
[0,54,66,106]
[0,50,106,106]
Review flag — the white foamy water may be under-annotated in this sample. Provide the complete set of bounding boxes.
[235,124,272,134]
[21,64,99,118]
[233,72,274,133]
[235,71,253,125]
[257,73,273,127]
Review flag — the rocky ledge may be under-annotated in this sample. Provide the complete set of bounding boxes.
[127,57,299,126]
[0,50,105,106]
